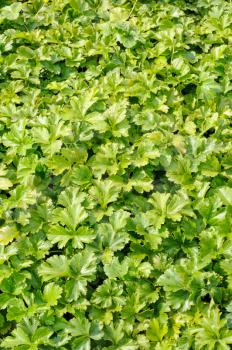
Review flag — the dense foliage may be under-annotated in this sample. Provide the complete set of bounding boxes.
[0,0,232,349]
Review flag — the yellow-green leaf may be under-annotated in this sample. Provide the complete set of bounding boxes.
[0,226,19,245]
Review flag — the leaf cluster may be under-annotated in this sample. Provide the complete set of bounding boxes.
[0,0,232,349]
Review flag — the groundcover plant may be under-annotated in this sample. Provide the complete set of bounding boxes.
[0,0,232,349]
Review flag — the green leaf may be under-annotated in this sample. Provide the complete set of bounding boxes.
[1,319,53,348]
[109,210,130,232]
[146,318,168,342]
[115,22,139,48]
[65,316,103,350]
[218,187,232,206]
[0,177,13,190]
[198,79,222,101]
[1,327,31,348]
[43,282,62,306]
[89,143,120,178]
[166,157,193,187]
[157,267,189,292]
[52,188,88,230]
[69,249,96,280]
[71,336,90,350]
[0,3,22,21]
[92,279,125,308]
[0,225,19,245]
[70,165,92,186]
[190,307,232,350]
[104,257,129,279]
[38,255,70,281]
[90,180,121,209]
[47,225,96,249]
[97,223,129,251]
